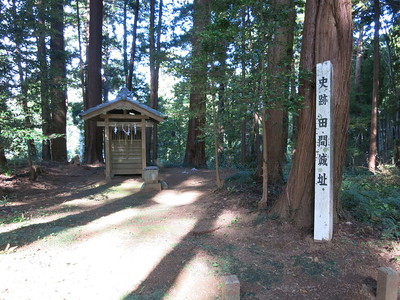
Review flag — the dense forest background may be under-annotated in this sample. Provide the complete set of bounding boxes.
[0,0,399,233]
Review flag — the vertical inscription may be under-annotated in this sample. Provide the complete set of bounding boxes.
[314,61,333,241]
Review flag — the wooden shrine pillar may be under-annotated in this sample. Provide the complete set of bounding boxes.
[141,118,146,171]
[104,115,111,180]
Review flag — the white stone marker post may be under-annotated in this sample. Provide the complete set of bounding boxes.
[314,60,333,241]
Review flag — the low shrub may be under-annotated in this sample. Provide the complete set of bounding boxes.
[341,167,400,239]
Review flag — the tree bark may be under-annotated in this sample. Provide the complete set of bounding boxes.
[85,0,104,164]
[11,0,37,164]
[240,6,248,164]
[184,0,210,167]
[368,0,380,172]
[354,26,363,101]
[259,109,269,209]
[127,0,140,91]
[265,0,295,185]
[49,0,67,162]
[0,148,7,171]
[271,0,353,228]
[123,0,128,80]
[76,0,87,107]
[36,0,51,161]
[149,0,163,162]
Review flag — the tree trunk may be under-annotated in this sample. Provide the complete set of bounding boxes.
[11,0,37,163]
[250,112,261,162]
[184,0,210,167]
[36,0,51,161]
[368,0,380,173]
[76,0,87,106]
[213,105,223,188]
[241,119,247,163]
[127,0,140,91]
[354,26,363,101]
[85,0,104,164]
[0,148,7,172]
[259,109,269,209]
[49,0,67,162]
[123,0,128,80]
[271,0,353,228]
[149,0,163,162]
[265,0,295,185]
[240,6,248,164]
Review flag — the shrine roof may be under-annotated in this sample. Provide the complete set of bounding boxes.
[79,87,167,123]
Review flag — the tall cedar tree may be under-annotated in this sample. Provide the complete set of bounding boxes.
[36,0,51,161]
[76,0,87,106]
[149,0,163,162]
[271,0,353,227]
[264,0,295,187]
[0,102,7,170]
[184,0,209,167]
[11,0,37,165]
[127,0,140,91]
[49,0,68,162]
[368,0,380,172]
[85,0,104,163]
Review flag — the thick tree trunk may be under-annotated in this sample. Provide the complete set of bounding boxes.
[184,0,209,167]
[76,0,87,106]
[36,0,51,161]
[368,0,380,172]
[265,0,295,185]
[49,0,67,162]
[85,0,104,164]
[271,0,352,228]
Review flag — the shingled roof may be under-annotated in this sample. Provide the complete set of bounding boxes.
[79,87,167,123]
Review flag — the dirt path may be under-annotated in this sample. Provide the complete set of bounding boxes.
[0,165,399,299]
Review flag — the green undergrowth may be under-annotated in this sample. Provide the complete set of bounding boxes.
[224,170,258,194]
[0,212,27,225]
[341,166,400,240]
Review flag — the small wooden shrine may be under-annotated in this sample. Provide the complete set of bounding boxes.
[80,88,166,179]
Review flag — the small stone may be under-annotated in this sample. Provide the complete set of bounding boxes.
[159,180,168,190]
[377,267,399,300]
[140,183,162,192]
[222,275,240,300]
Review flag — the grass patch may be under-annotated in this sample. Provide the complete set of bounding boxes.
[0,213,27,225]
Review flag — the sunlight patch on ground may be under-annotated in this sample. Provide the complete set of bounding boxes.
[153,190,202,206]
[166,250,220,300]
[60,197,107,208]
[83,207,141,233]
[0,210,85,235]
[119,178,143,189]
[0,217,198,299]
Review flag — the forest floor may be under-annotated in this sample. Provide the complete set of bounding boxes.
[0,163,399,300]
